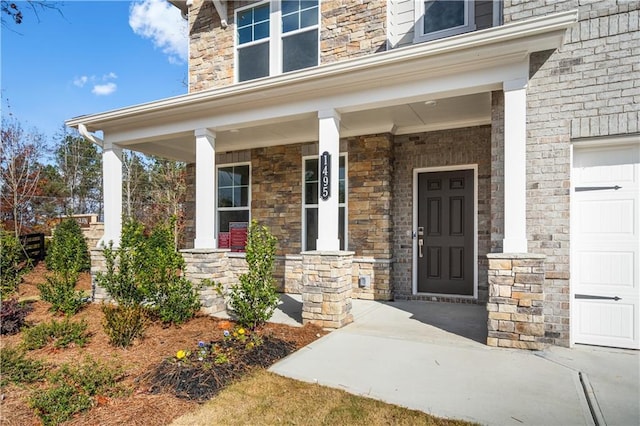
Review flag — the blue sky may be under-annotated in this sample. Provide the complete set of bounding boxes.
[1,0,188,145]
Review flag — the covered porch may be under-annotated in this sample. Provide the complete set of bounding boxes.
[67,12,576,347]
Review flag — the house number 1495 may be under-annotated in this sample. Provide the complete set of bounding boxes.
[320,151,331,201]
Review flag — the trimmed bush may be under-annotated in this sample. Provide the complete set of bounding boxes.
[97,217,201,347]
[45,218,90,273]
[0,298,32,335]
[228,220,279,330]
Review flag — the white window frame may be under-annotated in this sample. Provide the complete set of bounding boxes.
[216,162,251,237]
[414,0,476,44]
[302,153,348,251]
[235,0,320,83]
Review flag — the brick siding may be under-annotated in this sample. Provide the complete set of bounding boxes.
[393,125,492,302]
[503,0,640,346]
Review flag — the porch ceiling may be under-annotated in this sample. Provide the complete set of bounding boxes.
[126,92,491,162]
[66,10,577,163]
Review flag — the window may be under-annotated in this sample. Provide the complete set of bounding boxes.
[236,1,319,83]
[415,0,475,43]
[303,155,347,251]
[217,164,250,235]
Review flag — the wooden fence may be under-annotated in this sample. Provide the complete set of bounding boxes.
[19,233,45,262]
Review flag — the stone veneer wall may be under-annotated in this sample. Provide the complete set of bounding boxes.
[392,125,492,302]
[251,144,304,256]
[188,0,388,92]
[183,163,195,249]
[487,254,546,350]
[182,249,230,315]
[502,0,640,346]
[182,137,394,299]
[301,251,354,328]
[320,0,387,64]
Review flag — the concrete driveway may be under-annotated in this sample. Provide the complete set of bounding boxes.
[269,297,639,425]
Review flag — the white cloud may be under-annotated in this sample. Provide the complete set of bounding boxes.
[73,72,118,96]
[129,0,188,64]
[92,83,117,96]
[73,76,89,87]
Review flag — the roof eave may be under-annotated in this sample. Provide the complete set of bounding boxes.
[65,10,578,133]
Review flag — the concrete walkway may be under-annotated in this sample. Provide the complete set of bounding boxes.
[268,297,639,426]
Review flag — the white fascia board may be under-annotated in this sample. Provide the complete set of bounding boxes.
[65,10,577,134]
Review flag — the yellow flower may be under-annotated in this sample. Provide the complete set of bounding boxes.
[238,328,245,335]
[176,350,187,360]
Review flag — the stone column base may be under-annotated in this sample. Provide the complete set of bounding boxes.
[181,248,230,315]
[486,253,546,350]
[90,248,110,303]
[301,251,354,329]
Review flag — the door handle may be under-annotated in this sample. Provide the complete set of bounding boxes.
[575,294,621,301]
[418,238,424,258]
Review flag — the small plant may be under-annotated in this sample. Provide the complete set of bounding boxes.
[45,218,90,273]
[0,345,46,386]
[29,357,126,426]
[30,382,92,426]
[0,298,32,335]
[22,318,89,350]
[102,303,149,348]
[0,230,28,299]
[37,270,86,315]
[228,220,279,330]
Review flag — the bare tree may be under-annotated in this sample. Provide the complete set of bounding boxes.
[122,150,149,220]
[54,128,102,215]
[0,117,44,236]
[1,1,62,27]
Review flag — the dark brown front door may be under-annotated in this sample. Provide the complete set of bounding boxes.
[417,169,474,295]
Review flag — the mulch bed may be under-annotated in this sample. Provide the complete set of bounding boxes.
[1,263,326,425]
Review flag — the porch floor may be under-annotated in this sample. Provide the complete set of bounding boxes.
[216,294,488,346]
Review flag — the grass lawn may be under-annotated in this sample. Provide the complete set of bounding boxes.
[172,369,476,426]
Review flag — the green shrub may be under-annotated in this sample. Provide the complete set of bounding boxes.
[29,357,126,425]
[97,217,201,330]
[37,270,86,315]
[45,219,90,273]
[96,219,146,307]
[0,230,28,299]
[139,219,200,324]
[22,318,89,350]
[228,220,279,330]
[101,303,149,348]
[0,298,32,335]
[0,345,46,386]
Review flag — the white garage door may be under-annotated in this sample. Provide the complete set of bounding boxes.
[572,143,640,349]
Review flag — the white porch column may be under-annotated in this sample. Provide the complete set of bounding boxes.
[503,78,528,253]
[102,140,122,247]
[316,109,341,251]
[194,128,217,249]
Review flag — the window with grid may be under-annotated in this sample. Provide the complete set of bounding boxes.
[217,164,250,234]
[236,1,319,83]
[303,155,346,251]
